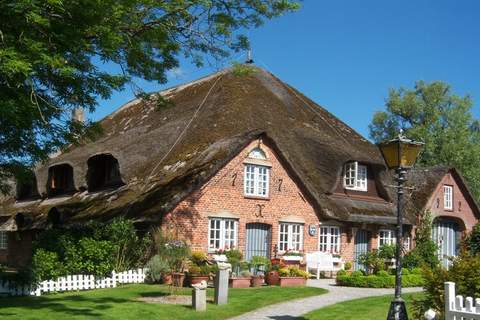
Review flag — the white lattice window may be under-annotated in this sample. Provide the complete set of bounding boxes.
[379,229,396,247]
[444,185,453,210]
[318,226,341,253]
[208,218,238,251]
[244,164,269,197]
[278,223,303,252]
[0,232,8,250]
[343,162,367,191]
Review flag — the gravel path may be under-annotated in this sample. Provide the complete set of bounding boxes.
[229,279,422,320]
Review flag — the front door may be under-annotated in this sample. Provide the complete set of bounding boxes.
[433,219,460,269]
[354,229,370,271]
[245,223,272,261]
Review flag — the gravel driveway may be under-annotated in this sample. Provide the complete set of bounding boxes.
[228,279,423,320]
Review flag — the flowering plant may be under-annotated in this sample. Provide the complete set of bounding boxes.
[160,239,190,273]
[282,250,304,257]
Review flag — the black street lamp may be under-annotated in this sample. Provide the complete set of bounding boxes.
[379,132,423,320]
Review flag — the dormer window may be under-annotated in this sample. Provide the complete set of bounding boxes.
[344,161,367,191]
[244,147,270,197]
[87,154,123,192]
[47,164,75,197]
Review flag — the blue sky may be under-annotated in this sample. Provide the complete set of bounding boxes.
[91,0,480,139]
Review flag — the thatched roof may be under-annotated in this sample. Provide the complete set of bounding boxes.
[3,66,468,230]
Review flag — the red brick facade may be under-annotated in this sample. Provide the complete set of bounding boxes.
[162,138,405,265]
[163,139,321,256]
[426,172,478,232]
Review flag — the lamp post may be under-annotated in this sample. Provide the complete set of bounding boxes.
[379,132,423,320]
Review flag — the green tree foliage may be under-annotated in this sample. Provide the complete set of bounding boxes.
[0,0,299,192]
[369,81,480,200]
[403,211,439,270]
[465,223,480,255]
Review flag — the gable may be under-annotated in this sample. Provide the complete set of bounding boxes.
[426,171,479,231]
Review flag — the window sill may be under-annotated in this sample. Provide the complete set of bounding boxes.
[344,187,368,192]
[243,195,270,201]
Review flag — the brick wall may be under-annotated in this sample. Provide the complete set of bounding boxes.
[163,138,323,257]
[426,172,478,232]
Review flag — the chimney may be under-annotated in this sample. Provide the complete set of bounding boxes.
[71,107,85,124]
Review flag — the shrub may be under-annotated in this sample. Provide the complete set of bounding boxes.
[225,249,243,275]
[278,266,309,279]
[358,249,386,274]
[377,270,389,277]
[404,211,439,270]
[240,270,252,278]
[30,217,152,282]
[190,251,208,265]
[351,270,363,277]
[413,253,480,319]
[31,249,64,281]
[336,273,423,288]
[336,269,347,276]
[410,267,422,275]
[145,255,170,282]
[402,268,410,275]
[466,223,480,255]
[344,261,352,270]
[378,244,396,260]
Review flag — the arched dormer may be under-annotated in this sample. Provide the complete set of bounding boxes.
[46,164,75,197]
[16,171,40,201]
[86,154,123,192]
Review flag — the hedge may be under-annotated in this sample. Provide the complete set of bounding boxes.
[336,274,424,288]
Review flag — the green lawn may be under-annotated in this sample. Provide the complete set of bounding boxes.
[0,284,327,320]
[302,292,424,320]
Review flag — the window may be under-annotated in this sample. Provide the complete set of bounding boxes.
[278,223,303,252]
[248,148,267,159]
[47,164,75,197]
[318,226,341,253]
[444,185,453,210]
[343,162,367,191]
[378,229,396,247]
[244,165,269,197]
[0,232,7,250]
[208,218,238,251]
[87,154,124,192]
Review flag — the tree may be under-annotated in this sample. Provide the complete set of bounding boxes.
[0,0,299,193]
[369,81,480,200]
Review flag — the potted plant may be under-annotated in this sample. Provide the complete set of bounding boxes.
[265,259,282,286]
[188,251,212,285]
[229,270,252,288]
[250,256,270,287]
[225,249,252,288]
[278,266,309,287]
[145,255,170,284]
[162,239,190,287]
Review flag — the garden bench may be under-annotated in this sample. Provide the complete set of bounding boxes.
[306,252,335,279]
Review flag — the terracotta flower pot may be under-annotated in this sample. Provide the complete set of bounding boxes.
[265,271,280,286]
[251,275,264,287]
[172,272,186,287]
[229,277,252,288]
[162,273,172,285]
[190,275,210,285]
[279,277,307,287]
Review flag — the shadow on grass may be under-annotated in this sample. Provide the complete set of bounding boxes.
[0,294,133,317]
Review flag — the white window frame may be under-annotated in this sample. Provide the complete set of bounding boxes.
[444,185,453,210]
[278,223,304,252]
[0,232,8,250]
[318,226,341,253]
[244,164,269,197]
[343,162,367,191]
[378,229,396,247]
[208,218,238,252]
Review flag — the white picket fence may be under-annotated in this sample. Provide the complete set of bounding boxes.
[445,282,480,320]
[0,268,147,297]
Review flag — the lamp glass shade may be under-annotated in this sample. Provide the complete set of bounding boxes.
[379,138,423,169]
